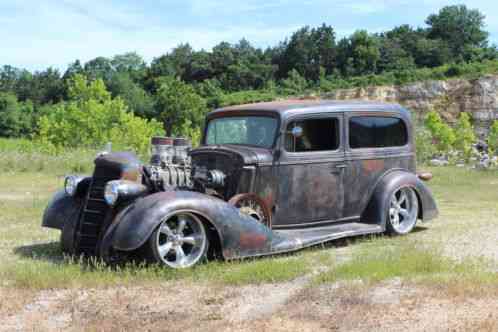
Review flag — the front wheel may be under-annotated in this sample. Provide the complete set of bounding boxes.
[147,212,209,268]
[386,187,419,235]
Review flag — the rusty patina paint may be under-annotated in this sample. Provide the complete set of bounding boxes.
[239,232,268,250]
[362,159,385,172]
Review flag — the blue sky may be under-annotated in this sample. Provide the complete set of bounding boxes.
[2,0,498,72]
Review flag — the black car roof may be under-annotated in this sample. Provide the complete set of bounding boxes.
[209,99,408,119]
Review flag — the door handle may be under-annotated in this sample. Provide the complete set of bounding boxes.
[330,164,347,174]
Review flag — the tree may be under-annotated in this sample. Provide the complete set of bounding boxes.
[0,65,22,92]
[38,74,163,154]
[31,68,64,104]
[83,56,114,82]
[279,69,308,95]
[107,72,155,118]
[63,60,84,80]
[0,92,34,137]
[111,52,146,73]
[278,24,336,81]
[194,79,224,108]
[378,38,416,72]
[413,38,452,68]
[426,5,488,59]
[337,30,380,76]
[210,42,236,79]
[154,76,207,137]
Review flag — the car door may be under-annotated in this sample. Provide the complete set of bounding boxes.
[273,113,346,227]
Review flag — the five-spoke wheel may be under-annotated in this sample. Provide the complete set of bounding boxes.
[148,212,208,268]
[386,187,419,235]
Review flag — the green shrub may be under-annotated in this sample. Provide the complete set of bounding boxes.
[279,69,309,95]
[425,111,456,154]
[488,120,498,155]
[454,112,476,160]
[317,60,498,93]
[37,75,163,156]
[415,125,438,163]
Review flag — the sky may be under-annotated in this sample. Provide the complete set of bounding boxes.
[2,0,498,72]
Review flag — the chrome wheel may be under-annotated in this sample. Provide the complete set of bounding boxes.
[387,187,418,235]
[152,212,208,268]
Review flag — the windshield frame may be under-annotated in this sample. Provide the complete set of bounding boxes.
[202,111,281,149]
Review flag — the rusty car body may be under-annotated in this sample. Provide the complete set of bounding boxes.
[42,100,438,268]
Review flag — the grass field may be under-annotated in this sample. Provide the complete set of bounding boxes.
[1,161,497,331]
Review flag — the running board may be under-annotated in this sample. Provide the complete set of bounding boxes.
[271,222,383,253]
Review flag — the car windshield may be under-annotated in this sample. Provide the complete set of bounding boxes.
[205,116,278,148]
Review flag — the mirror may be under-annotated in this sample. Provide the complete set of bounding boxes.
[291,126,303,138]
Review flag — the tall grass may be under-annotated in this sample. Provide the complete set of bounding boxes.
[0,138,103,175]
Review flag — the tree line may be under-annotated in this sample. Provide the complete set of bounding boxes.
[1,4,496,145]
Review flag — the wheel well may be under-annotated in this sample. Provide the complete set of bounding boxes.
[194,213,223,260]
[414,189,423,220]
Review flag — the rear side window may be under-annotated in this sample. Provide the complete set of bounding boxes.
[285,118,340,152]
[349,116,408,149]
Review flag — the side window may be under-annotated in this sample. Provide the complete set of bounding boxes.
[349,116,408,149]
[285,118,340,152]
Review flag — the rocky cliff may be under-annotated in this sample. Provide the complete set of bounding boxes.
[323,75,498,139]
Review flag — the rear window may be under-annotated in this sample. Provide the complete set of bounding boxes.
[349,116,408,149]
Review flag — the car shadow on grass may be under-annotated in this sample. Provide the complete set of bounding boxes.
[13,242,65,263]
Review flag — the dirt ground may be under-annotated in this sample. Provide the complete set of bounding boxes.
[2,278,498,332]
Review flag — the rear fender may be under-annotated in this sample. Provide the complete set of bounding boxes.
[110,191,276,259]
[361,171,438,228]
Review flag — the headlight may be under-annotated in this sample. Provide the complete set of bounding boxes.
[64,175,84,196]
[104,181,120,206]
[104,180,147,206]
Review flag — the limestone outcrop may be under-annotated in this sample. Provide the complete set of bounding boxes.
[323,75,498,139]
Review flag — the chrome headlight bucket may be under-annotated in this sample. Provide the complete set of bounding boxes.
[104,180,148,206]
[64,175,85,196]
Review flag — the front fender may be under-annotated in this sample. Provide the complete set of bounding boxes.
[111,191,279,259]
[42,190,83,230]
[362,171,438,228]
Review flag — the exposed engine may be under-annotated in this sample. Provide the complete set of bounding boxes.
[144,137,238,200]
[145,136,193,191]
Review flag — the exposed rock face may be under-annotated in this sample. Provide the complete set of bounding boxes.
[324,75,498,139]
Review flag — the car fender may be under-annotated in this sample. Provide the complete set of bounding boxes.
[361,170,438,228]
[110,191,278,259]
[42,190,83,230]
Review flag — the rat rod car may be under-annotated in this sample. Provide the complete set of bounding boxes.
[42,100,438,268]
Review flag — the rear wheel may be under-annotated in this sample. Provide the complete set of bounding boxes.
[386,187,419,235]
[229,193,272,227]
[147,212,209,268]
